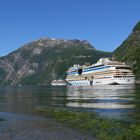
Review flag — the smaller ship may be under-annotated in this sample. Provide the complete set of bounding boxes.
[51,79,66,86]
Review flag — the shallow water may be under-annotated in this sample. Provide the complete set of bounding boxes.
[0,85,140,120]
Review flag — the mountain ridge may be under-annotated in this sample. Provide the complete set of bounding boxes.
[0,37,111,85]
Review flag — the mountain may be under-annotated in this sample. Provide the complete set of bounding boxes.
[0,37,111,85]
[113,21,140,79]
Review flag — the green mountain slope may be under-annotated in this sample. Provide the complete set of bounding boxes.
[113,21,140,79]
[0,37,111,85]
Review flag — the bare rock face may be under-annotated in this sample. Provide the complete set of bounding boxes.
[0,37,111,85]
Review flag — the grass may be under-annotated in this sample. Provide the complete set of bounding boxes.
[36,107,140,140]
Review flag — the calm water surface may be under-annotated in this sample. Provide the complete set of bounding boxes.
[0,85,140,120]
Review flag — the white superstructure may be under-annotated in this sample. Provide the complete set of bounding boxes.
[66,58,135,86]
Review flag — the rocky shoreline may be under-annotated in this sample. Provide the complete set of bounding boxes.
[0,112,95,140]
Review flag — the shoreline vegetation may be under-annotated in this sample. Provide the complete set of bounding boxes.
[36,107,140,140]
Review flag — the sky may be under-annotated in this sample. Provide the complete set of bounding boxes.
[0,0,140,56]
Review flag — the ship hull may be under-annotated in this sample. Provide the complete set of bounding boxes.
[67,77,135,86]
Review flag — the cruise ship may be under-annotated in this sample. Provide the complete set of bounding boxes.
[66,58,135,86]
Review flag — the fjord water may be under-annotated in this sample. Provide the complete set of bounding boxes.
[0,85,140,121]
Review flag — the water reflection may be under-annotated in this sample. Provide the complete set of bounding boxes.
[66,85,136,110]
[0,86,67,114]
[65,85,140,119]
[0,85,140,120]
[0,86,39,114]
[67,85,135,109]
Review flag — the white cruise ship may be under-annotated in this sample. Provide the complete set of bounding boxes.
[66,58,135,86]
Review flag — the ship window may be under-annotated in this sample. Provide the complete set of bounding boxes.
[78,69,82,75]
[116,67,130,70]
[113,76,123,78]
